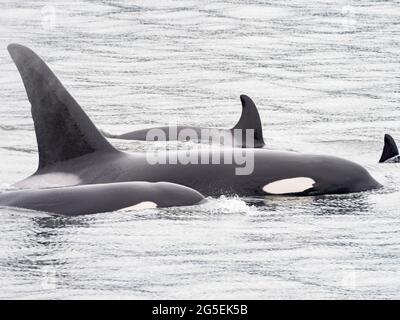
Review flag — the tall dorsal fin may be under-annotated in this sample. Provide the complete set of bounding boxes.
[7,44,116,171]
[232,95,265,148]
[379,134,399,163]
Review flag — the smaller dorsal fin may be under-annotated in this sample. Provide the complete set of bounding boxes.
[379,134,399,163]
[232,95,265,148]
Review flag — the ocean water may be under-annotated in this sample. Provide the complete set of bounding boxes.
[0,0,400,299]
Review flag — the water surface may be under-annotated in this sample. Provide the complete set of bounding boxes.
[0,0,399,299]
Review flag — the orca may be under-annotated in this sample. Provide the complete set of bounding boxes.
[102,95,266,148]
[0,182,205,216]
[379,134,400,163]
[7,44,382,196]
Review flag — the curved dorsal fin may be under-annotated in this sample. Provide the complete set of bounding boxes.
[7,44,116,171]
[379,134,399,163]
[232,95,265,148]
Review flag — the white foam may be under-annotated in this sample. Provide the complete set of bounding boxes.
[199,195,252,214]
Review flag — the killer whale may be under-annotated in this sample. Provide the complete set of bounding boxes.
[102,95,266,148]
[7,44,382,196]
[379,134,400,163]
[0,182,205,215]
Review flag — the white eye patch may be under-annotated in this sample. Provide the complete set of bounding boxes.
[263,177,316,195]
[120,201,158,211]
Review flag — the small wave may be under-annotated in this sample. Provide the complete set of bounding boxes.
[0,183,15,191]
[0,125,18,131]
[2,146,37,154]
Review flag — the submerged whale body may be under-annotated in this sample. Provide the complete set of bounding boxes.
[103,95,266,148]
[0,182,205,216]
[7,44,382,197]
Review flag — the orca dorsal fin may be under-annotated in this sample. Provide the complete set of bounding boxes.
[379,134,399,163]
[8,44,116,171]
[232,95,265,148]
